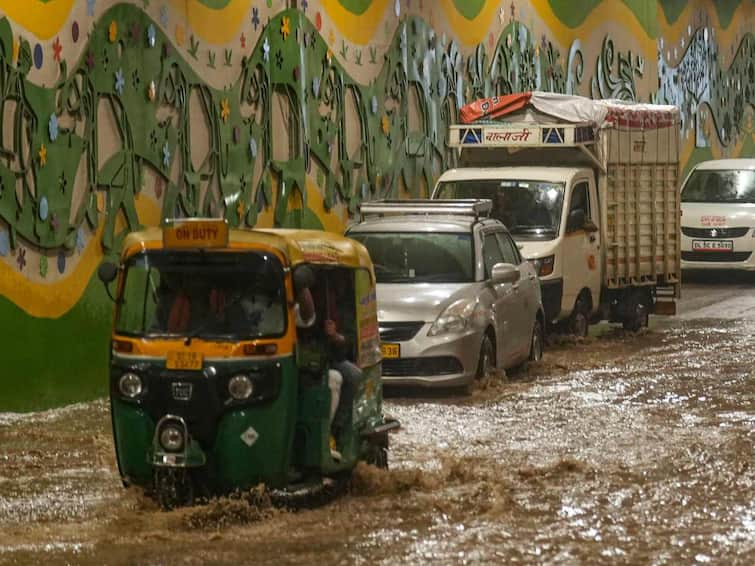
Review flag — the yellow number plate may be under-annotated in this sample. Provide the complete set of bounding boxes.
[380,343,400,359]
[166,351,204,370]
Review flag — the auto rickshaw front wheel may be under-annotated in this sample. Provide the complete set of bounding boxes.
[154,467,195,510]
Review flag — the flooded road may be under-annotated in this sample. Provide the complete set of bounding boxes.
[2,273,754,565]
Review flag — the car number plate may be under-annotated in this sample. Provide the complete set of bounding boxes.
[166,351,203,370]
[380,343,400,359]
[692,239,733,251]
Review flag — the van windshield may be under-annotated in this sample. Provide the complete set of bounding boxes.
[681,169,755,203]
[434,179,564,238]
[349,232,474,283]
[115,251,287,340]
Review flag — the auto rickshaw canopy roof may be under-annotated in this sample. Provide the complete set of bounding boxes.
[121,220,374,272]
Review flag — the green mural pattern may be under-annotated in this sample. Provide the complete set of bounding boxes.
[0,5,752,264]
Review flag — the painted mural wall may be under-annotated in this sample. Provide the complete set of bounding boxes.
[0,0,752,411]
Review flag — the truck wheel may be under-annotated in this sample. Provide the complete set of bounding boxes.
[623,291,649,332]
[568,297,589,338]
[529,319,544,362]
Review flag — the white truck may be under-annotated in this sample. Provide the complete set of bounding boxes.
[431,92,681,335]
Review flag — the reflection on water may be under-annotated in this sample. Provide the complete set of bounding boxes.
[1,318,754,564]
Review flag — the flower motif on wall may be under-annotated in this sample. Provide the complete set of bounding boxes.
[240,32,246,49]
[39,196,49,220]
[147,80,157,101]
[0,229,9,256]
[262,37,270,62]
[52,37,62,62]
[162,141,171,169]
[76,227,86,253]
[281,16,291,40]
[252,8,260,31]
[160,5,169,27]
[109,21,118,43]
[175,25,185,47]
[87,0,95,18]
[17,247,26,270]
[48,114,59,142]
[381,115,390,135]
[85,50,95,69]
[114,69,125,95]
[249,137,258,159]
[38,144,47,167]
[147,24,156,47]
[220,98,230,122]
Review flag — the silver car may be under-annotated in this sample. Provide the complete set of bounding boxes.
[347,200,545,388]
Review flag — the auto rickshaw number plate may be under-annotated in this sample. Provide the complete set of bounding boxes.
[381,343,400,359]
[166,351,204,370]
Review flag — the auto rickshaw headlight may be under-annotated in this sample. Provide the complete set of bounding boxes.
[159,424,185,452]
[118,372,143,398]
[228,374,254,400]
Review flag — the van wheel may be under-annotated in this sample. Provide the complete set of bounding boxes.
[623,291,650,332]
[569,297,589,338]
[529,319,544,362]
[476,334,495,379]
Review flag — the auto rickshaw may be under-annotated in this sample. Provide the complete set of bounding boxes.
[98,218,397,508]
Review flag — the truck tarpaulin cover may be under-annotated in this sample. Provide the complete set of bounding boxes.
[459,92,678,130]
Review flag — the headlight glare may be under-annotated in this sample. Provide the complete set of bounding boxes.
[228,374,254,400]
[118,372,143,398]
[159,424,185,452]
[428,299,480,336]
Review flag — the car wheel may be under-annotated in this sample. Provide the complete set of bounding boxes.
[623,290,650,332]
[569,297,589,338]
[476,334,495,379]
[529,319,544,362]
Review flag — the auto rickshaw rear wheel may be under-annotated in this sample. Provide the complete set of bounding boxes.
[154,467,194,510]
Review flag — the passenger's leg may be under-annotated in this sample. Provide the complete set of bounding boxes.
[332,360,362,429]
[327,369,343,425]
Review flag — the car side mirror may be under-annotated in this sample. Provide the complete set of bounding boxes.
[583,218,599,233]
[490,262,520,284]
[97,262,119,302]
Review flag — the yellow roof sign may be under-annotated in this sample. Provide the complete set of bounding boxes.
[163,218,229,249]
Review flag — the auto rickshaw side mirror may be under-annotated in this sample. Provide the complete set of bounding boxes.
[584,218,599,233]
[98,261,119,302]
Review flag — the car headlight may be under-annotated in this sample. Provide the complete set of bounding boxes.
[428,299,482,337]
[118,372,143,398]
[158,423,185,452]
[228,374,254,400]
[529,255,555,277]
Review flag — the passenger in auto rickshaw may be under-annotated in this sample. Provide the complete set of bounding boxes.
[294,266,362,461]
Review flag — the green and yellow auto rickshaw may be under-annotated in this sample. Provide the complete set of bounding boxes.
[98,219,397,508]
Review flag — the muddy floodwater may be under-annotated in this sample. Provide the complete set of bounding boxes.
[2,273,754,565]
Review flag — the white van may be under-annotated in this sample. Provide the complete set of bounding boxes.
[680,159,755,271]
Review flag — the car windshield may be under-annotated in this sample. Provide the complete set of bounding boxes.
[350,232,474,283]
[115,251,287,340]
[681,169,755,203]
[434,179,564,238]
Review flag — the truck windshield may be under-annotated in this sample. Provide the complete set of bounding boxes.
[349,232,474,283]
[434,179,564,238]
[115,251,287,340]
[681,169,755,203]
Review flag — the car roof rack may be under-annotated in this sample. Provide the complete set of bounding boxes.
[358,199,492,222]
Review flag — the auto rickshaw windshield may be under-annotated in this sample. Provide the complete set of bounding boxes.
[115,250,287,340]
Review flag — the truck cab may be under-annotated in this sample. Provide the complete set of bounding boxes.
[434,166,600,333]
[432,92,681,335]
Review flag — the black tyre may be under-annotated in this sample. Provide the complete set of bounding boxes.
[476,334,495,378]
[623,291,650,331]
[529,319,544,362]
[368,446,389,469]
[154,468,194,510]
[569,297,590,338]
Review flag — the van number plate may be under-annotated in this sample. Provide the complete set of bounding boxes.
[380,343,400,359]
[166,351,203,370]
[692,239,733,251]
